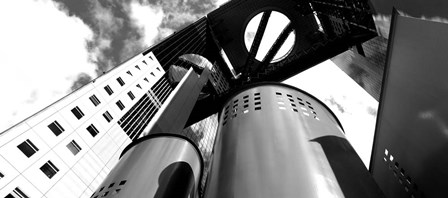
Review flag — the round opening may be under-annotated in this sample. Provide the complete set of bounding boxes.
[244,11,295,63]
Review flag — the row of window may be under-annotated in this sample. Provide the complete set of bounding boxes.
[71,89,136,122]
[103,64,151,97]
[17,138,82,158]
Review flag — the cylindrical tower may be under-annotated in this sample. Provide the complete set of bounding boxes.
[90,134,203,198]
[204,82,384,198]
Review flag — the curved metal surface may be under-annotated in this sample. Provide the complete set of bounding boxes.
[92,135,203,198]
[221,81,345,131]
[204,83,384,198]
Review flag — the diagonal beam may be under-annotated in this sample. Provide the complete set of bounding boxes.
[257,22,294,72]
[243,11,271,76]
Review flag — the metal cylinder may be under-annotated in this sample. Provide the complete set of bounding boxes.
[204,82,384,198]
[91,134,203,198]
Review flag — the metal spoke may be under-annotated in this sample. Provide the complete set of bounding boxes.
[257,22,294,71]
[243,11,272,73]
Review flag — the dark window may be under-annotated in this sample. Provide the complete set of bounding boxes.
[142,60,147,65]
[5,194,13,198]
[116,100,125,110]
[89,95,101,106]
[135,65,141,70]
[144,77,149,82]
[126,71,133,76]
[104,85,113,95]
[119,180,127,185]
[40,161,59,179]
[103,111,113,122]
[127,91,135,100]
[6,187,29,198]
[66,140,82,155]
[17,139,39,158]
[48,121,64,136]
[86,124,99,137]
[71,106,85,120]
[0,171,4,178]
[108,183,115,188]
[136,84,142,89]
[117,77,125,86]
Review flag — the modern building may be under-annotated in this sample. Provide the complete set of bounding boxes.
[0,0,379,197]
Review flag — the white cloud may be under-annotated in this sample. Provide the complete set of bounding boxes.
[88,0,124,64]
[0,0,96,132]
[216,0,230,7]
[284,60,378,168]
[128,2,166,46]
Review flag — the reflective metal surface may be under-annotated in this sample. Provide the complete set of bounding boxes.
[92,135,202,198]
[204,83,384,198]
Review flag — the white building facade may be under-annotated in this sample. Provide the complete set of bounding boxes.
[0,52,170,198]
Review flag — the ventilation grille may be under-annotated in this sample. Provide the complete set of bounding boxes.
[222,90,322,126]
[91,180,127,198]
[222,92,261,126]
[275,91,319,120]
[383,149,422,197]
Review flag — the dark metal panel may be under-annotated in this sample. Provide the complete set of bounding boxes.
[371,13,448,198]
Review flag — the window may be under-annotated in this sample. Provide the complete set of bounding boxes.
[48,121,64,136]
[136,84,142,89]
[104,85,113,95]
[103,111,113,122]
[66,140,82,155]
[127,91,135,100]
[117,77,125,86]
[71,106,85,120]
[116,100,125,110]
[0,171,4,179]
[135,65,141,70]
[40,161,59,179]
[17,139,39,158]
[86,124,99,137]
[144,77,149,82]
[126,71,133,76]
[142,60,147,65]
[89,95,101,106]
[119,180,127,185]
[5,187,29,198]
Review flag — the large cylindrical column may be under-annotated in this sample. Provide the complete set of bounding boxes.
[90,134,203,198]
[204,83,384,198]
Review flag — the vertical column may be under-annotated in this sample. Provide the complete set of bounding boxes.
[89,134,203,198]
[204,83,384,198]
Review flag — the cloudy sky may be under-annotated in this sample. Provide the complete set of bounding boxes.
[0,0,380,167]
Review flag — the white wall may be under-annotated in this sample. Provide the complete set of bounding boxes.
[0,52,164,198]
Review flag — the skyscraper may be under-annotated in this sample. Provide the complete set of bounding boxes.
[0,0,377,197]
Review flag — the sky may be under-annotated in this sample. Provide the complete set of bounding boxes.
[0,0,379,167]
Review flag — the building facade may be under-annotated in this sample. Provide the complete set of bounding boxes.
[0,52,163,197]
